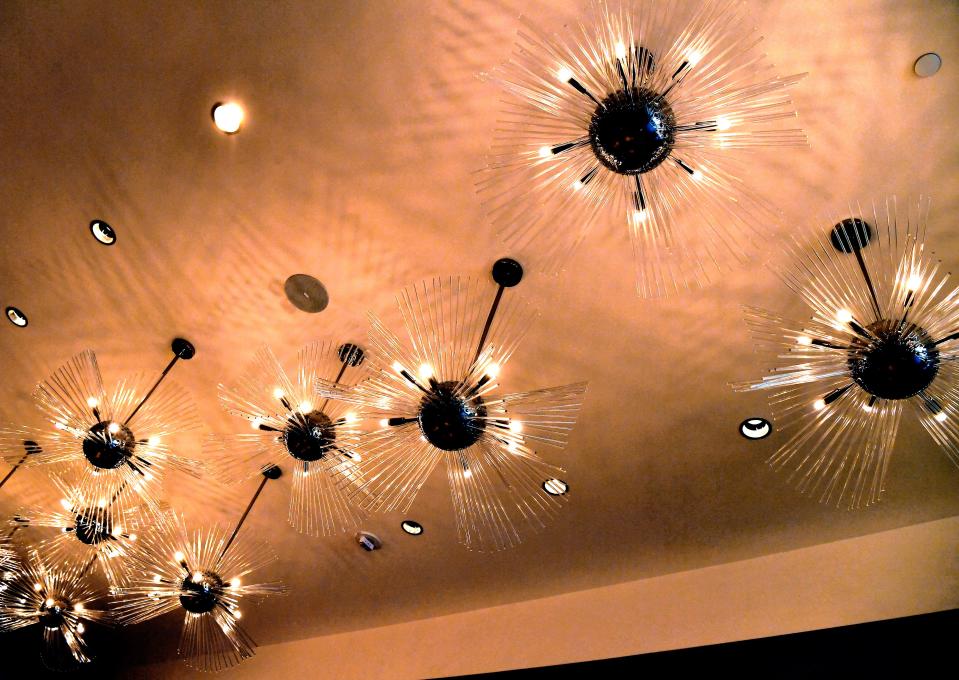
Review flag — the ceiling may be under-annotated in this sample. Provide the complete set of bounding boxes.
[0,0,957,672]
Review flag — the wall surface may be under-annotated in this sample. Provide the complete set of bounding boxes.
[138,516,959,678]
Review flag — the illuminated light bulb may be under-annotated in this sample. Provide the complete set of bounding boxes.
[572,180,584,191]
[54,421,66,430]
[211,101,244,134]
[538,145,551,158]
[107,422,120,434]
[129,533,137,541]
[344,411,358,424]
[556,66,573,82]
[97,498,106,508]
[86,397,99,408]
[813,399,826,411]
[77,623,85,634]
[45,598,54,607]
[797,335,813,346]
[143,471,154,482]
[614,41,627,59]
[715,116,732,131]
[153,574,162,584]
[417,363,434,380]
[379,418,389,428]
[174,551,185,563]
[234,609,242,620]
[192,571,203,583]
[507,440,518,453]
[33,583,42,591]
[272,387,285,400]
[74,603,84,612]
[862,403,873,413]
[836,309,854,324]
[298,400,313,414]
[935,411,948,423]
[250,417,264,430]
[230,578,241,588]
[907,273,923,291]
[391,361,405,374]
[508,420,524,434]
[686,49,703,66]
[690,170,703,182]
[631,209,648,224]
[463,468,473,479]
[61,527,69,533]
[147,435,160,447]
[112,525,123,537]
[60,498,72,511]
[486,362,501,380]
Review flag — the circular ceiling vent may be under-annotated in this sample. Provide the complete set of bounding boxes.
[284,274,329,313]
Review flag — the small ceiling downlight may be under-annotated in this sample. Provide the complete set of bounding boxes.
[211,101,245,134]
[400,520,423,536]
[89,219,116,245]
[739,417,772,440]
[542,478,568,496]
[5,306,27,327]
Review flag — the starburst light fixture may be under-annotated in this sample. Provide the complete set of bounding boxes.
[0,549,108,671]
[0,339,201,524]
[206,342,367,536]
[479,0,805,297]
[11,473,142,587]
[113,470,286,672]
[735,197,959,508]
[324,258,587,552]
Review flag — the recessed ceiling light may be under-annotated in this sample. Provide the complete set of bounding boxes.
[284,274,329,313]
[914,52,942,78]
[400,520,423,536]
[211,101,244,134]
[542,478,568,496]
[5,306,27,327]
[89,219,116,245]
[739,417,772,440]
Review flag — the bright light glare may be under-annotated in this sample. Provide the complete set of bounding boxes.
[212,102,244,134]
[556,66,573,82]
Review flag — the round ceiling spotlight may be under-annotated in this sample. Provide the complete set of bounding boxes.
[211,102,244,134]
[914,52,942,78]
[356,532,382,551]
[400,520,423,536]
[739,417,772,440]
[89,220,116,245]
[542,478,568,496]
[5,306,27,327]
[283,274,329,313]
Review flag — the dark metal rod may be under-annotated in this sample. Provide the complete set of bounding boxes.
[123,354,180,426]
[0,454,28,491]
[567,77,602,107]
[853,248,883,321]
[472,285,505,368]
[219,473,272,559]
[933,331,959,347]
[320,361,351,413]
[6,525,20,539]
[77,554,98,580]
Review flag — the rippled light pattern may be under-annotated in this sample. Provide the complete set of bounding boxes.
[323,277,587,552]
[735,197,959,508]
[0,550,107,671]
[0,350,201,524]
[206,342,367,536]
[480,0,805,297]
[113,514,285,672]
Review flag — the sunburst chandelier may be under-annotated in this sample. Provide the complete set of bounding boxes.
[10,473,142,587]
[0,549,108,671]
[0,339,201,524]
[324,259,587,552]
[206,342,368,536]
[479,0,805,297]
[735,197,959,508]
[113,468,286,672]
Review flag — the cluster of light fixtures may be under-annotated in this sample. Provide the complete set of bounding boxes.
[0,0,951,674]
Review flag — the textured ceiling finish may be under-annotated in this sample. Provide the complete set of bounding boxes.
[0,0,958,668]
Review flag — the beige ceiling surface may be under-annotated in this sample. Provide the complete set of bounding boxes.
[0,0,958,668]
